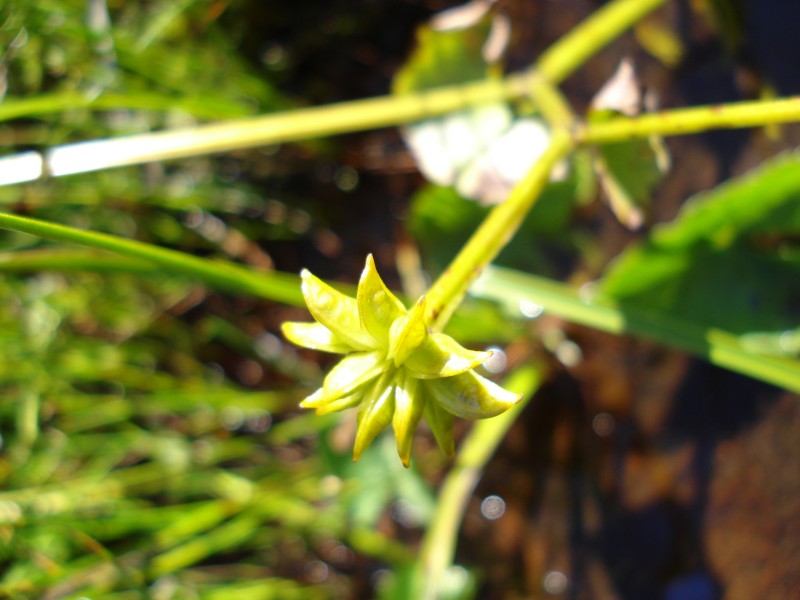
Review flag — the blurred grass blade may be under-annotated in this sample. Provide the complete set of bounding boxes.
[0,212,303,305]
[471,266,800,393]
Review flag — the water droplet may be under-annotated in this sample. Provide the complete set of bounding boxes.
[320,475,343,497]
[578,281,598,304]
[245,410,272,433]
[519,299,544,318]
[264,199,287,224]
[391,499,424,528]
[255,333,283,360]
[305,560,330,584]
[219,406,244,431]
[480,495,506,520]
[334,166,359,192]
[554,339,582,367]
[482,346,508,374]
[779,329,799,354]
[543,570,568,594]
[592,412,615,436]
[287,209,311,234]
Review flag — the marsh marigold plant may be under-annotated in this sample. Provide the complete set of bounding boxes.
[281,255,520,466]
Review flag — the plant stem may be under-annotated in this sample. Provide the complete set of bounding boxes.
[579,96,800,144]
[0,212,303,305]
[536,0,667,83]
[0,0,666,185]
[415,365,541,600]
[424,130,573,331]
[0,76,529,184]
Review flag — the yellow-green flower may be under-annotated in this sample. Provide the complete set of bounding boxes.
[281,255,520,466]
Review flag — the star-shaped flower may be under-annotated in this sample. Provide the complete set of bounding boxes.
[281,255,520,466]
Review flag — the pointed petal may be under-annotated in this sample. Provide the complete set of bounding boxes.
[404,332,490,378]
[392,373,423,467]
[281,322,351,353]
[301,269,375,350]
[314,392,363,415]
[322,351,386,401]
[421,387,455,457]
[357,255,406,342]
[388,297,428,367]
[353,373,396,461]
[298,387,326,409]
[425,371,521,419]
[299,387,363,414]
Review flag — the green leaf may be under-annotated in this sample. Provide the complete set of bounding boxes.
[392,16,493,95]
[591,112,670,228]
[471,265,800,394]
[602,152,800,337]
[646,150,800,249]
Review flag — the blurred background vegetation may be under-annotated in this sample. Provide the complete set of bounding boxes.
[0,0,799,599]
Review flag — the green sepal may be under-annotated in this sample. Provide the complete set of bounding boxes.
[301,269,376,351]
[281,321,351,353]
[421,387,455,457]
[321,350,385,402]
[392,373,423,467]
[357,254,407,343]
[388,296,428,367]
[353,372,396,461]
[404,331,490,378]
[425,370,520,419]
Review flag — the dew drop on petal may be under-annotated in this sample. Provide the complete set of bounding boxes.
[482,347,508,374]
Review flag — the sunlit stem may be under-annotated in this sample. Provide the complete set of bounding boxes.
[424,130,573,331]
[414,366,541,599]
[527,71,577,129]
[536,0,667,83]
[0,0,666,186]
[579,96,800,144]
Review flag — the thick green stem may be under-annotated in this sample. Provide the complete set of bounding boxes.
[580,96,800,144]
[424,130,573,331]
[537,0,667,83]
[1,76,529,183]
[0,0,666,185]
[415,366,541,600]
